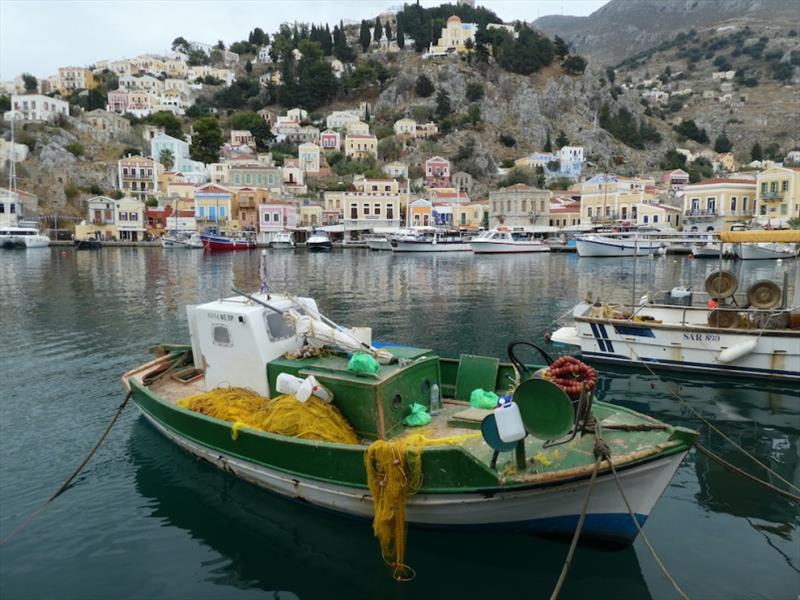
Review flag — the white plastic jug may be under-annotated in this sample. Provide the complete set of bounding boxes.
[276,373,304,396]
[295,375,333,403]
[494,402,526,443]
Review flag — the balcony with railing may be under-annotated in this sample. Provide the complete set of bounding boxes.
[761,191,784,201]
[684,209,718,218]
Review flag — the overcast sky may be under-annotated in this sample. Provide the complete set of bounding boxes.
[0,0,607,80]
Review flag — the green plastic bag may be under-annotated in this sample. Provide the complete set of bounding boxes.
[347,351,380,375]
[470,388,499,409]
[403,403,432,427]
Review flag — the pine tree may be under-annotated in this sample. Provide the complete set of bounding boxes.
[359,20,371,52]
[714,132,733,153]
[435,89,451,120]
[751,142,763,161]
[556,130,569,148]
[374,17,383,43]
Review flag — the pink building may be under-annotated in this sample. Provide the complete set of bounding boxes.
[258,201,298,243]
[425,156,451,188]
[320,129,341,150]
[662,169,689,189]
[107,89,129,113]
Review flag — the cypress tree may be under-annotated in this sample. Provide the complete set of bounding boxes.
[396,20,405,49]
[374,17,383,43]
[359,20,371,52]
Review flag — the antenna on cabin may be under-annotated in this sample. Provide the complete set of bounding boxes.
[259,249,270,296]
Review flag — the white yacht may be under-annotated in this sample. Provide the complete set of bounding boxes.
[306,230,333,251]
[734,242,798,260]
[271,232,295,249]
[469,228,551,254]
[0,226,50,249]
[551,270,800,381]
[161,233,203,249]
[392,229,471,252]
[576,232,665,257]
[364,234,394,251]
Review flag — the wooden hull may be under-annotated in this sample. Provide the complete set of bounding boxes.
[139,408,686,543]
[201,235,256,252]
[124,348,696,546]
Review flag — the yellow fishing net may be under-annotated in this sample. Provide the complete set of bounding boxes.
[177,388,359,445]
[364,430,480,581]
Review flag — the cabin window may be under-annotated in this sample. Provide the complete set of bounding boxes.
[212,325,232,347]
[264,311,295,341]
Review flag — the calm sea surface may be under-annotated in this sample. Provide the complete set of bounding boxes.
[1,248,798,600]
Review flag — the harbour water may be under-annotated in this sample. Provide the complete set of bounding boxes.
[1,248,798,600]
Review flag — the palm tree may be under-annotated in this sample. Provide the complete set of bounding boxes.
[159,148,175,171]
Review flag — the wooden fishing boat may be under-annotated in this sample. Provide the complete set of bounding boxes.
[200,227,257,252]
[122,289,697,548]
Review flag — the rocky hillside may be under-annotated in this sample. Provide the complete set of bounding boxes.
[533,0,798,65]
[612,23,800,162]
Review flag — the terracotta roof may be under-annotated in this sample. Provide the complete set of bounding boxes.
[690,178,757,186]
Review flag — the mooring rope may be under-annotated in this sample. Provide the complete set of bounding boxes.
[596,422,690,600]
[0,391,132,546]
[695,444,800,503]
[1,351,190,546]
[549,454,603,600]
[621,341,800,496]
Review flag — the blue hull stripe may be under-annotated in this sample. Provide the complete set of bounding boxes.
[589,323,607,352]
[423,513,647,544]
[598,324,615,353]
[581,351,800,379]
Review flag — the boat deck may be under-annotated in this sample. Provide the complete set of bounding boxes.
[125,353,690,485]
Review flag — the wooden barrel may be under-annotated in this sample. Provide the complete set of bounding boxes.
[705,271,738,299]
[707,309,738,328]
[747,280,782,310]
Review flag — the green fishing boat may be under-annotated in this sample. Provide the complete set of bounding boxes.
[121,283,697,561]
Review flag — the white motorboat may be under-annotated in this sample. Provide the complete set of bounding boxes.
[161,233,203,249]
[271,232,295,249]
[364,234,394,251]
[392,230,471,252]
[734,242,798,260]
[551,271,800,381]
[576,233,664,258]
[690,241,725,258]
[306,231,333,251]
[0,226,50,249]
[469,229,551,254]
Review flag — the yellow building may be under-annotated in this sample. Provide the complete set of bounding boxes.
[682,177,756,230]
[324,178,408,228]
[755,166,800,227]
[454,200,488,228]
[299,204,323,227]
[344,135,378,160]
[407,199,433,227]
[57,67,97,96]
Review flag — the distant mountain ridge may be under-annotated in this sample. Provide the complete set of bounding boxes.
[533,0,798,65]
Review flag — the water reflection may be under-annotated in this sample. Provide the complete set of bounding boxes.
[129,420,652,600]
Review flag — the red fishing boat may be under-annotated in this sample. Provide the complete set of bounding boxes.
[200,227,257,252]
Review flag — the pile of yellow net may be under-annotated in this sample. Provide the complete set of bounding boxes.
[177,387,359,445]
[364,431,479,581]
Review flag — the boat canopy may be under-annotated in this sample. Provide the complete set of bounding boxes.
[719,230,800,243]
